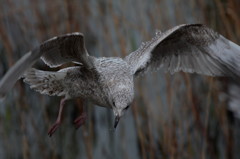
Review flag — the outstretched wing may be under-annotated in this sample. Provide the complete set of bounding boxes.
[0,32,93,99]
[125,24,240,79]
[0,47,41,99]
[40,32,93,68]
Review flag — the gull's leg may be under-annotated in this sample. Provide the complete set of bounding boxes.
[74,101,87,129]
[48,98,66,137]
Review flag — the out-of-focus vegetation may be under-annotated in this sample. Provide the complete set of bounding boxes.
[0,0,240,159]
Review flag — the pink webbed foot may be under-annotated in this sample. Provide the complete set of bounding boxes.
[74,113,87,129]
[48,121,61,137]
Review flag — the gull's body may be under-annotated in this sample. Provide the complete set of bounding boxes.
[25,57,134,108]
[0,24,240,136]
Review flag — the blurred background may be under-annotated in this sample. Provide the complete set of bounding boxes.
[0,0,240,159]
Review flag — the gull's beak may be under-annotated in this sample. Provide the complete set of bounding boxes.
[114,115,120,129]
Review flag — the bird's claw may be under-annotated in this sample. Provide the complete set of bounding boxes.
[74,113,87,129]
[48,122,61,137]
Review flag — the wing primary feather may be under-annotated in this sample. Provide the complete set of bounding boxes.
[0,47,41,99]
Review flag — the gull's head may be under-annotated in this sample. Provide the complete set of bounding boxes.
[111,85,134,129]
[112,101,131,129]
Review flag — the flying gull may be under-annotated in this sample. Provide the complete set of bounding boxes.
[0,24,240,136]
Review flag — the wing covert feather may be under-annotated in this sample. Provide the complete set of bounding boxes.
[125,24,240,79]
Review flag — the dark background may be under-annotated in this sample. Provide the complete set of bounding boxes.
[0,0,240,159]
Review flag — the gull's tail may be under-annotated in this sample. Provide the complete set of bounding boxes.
[23,68,66,97]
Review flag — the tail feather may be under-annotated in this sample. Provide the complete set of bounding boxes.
[23,68,66,96]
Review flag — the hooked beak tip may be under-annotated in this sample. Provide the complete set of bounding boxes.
[114,115,120,129]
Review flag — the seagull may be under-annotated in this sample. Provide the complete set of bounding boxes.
[0,24,240,136]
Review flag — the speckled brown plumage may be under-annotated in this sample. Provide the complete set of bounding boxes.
[1,24,240,135]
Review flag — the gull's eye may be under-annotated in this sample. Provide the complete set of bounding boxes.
[124,105,130,110]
